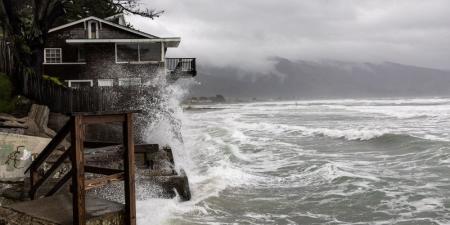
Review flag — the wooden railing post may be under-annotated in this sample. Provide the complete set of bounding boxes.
[123,113,136,225]
[71,115,86,225]
[29,166,39,200]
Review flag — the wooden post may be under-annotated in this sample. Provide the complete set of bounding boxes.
[123,113,136,225]
[71,115,86,225]
[29,167,39,200]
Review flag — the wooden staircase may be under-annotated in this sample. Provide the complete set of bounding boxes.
[22,111,138,225]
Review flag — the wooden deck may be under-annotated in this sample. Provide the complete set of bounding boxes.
[1,194,124,225]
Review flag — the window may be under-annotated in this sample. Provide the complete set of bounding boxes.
[116,44,139,63]
[66,80,93,88]
[115,43,162,63]
[118,78,141,86]
[88,21,99,39]
[139,43,162,62]
[77,47,85,62]
[98,79,114,87]
[44,48,62,63]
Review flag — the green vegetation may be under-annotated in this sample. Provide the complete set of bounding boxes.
[43,75,65,86]
[0,72,15,113]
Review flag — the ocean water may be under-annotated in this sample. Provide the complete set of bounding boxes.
[138,98,450,225]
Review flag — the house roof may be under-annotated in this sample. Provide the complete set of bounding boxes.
[66,38,181,47]
[49,16,159,39]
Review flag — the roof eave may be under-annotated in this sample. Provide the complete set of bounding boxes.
[65,38,181,47]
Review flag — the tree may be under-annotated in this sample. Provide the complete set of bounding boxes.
[0,0,163,93]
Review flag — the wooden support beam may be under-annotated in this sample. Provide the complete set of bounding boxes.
[29,170,40,200]
[123,113,136,225]
[84,172,125,191]
[135,144,159,154]
[83,141,119,148]
[84,166,123,175]
[81,114,126,125]
[71,115,86,225]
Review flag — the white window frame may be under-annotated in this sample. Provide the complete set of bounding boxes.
[44,48,62,64]
[118,78,141,86]
[66,80,93,88]
[97,79,114,87]
[115,43,164,64]
[88,21,99,39]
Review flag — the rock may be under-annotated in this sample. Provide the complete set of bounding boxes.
[47,113,69,133]
[0,114,27,128]
[1,104,68,149]
[24,105,69,150]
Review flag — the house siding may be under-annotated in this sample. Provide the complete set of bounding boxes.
[98,23,144,39]
[44,43,163,81]
[44,21,164,83]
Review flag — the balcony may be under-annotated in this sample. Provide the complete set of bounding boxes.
[165,58,197,77]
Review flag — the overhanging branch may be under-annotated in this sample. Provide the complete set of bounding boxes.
[101,0,164,19]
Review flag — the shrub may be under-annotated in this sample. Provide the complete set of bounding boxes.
[0,72,14,113]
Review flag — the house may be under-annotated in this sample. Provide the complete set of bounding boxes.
[43,14,196,88]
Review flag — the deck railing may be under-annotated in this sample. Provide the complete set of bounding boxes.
[21,58,197,113]
[165,58,197,76]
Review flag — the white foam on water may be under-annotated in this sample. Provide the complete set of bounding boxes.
[136,77,269,224]
[229,119,392,141]
[136,96,450,224]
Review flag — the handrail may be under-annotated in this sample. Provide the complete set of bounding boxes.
[29,148,71,198]
[25,119,72,173]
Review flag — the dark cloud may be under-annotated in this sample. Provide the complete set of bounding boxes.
[129,0,450,72]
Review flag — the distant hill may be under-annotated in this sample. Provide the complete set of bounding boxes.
[190,58,450,99]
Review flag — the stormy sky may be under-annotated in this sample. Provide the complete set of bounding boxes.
[129,0,450,73]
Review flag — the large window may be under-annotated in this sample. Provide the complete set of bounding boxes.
[44,48,62,63]
[118,78,141,86]
[115,43,162,63]
[139,43,162,61]
[116,44,139,62]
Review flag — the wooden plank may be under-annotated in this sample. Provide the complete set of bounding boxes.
[70,110,141,116]
[30,170,40,200]
[134,144,159,154]
[71,115,86,225]
[123,113,136,225]
[81,114,126,125]
[84,166,123,175]
[84,172,125,191]
[83,141,119,148]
